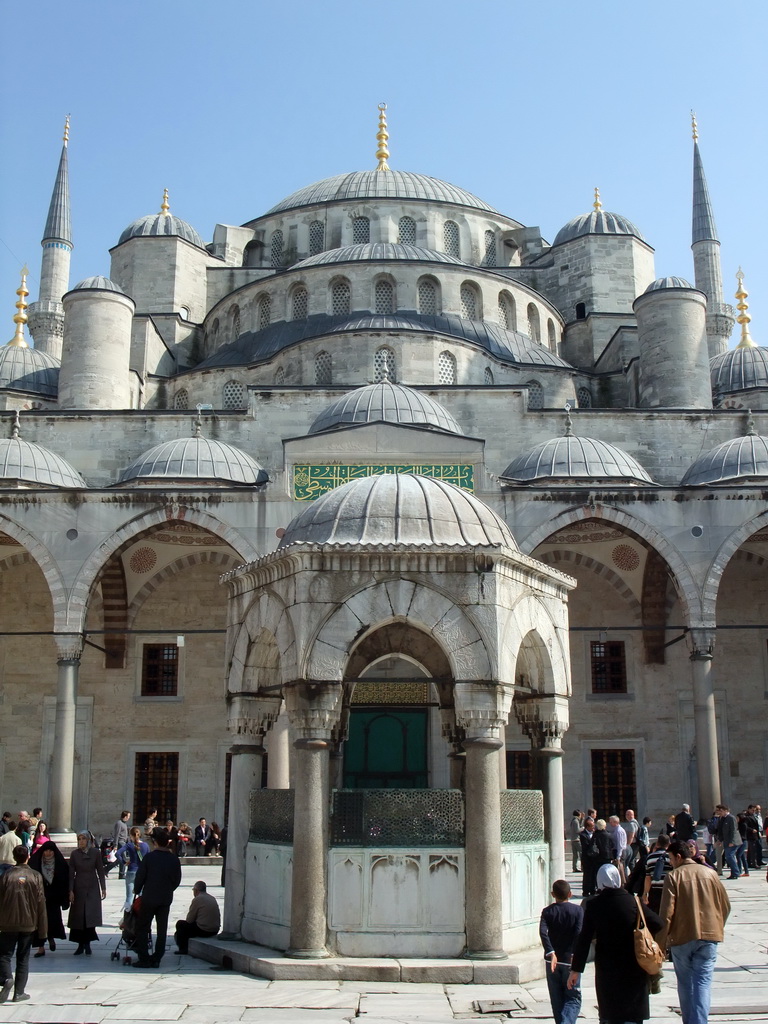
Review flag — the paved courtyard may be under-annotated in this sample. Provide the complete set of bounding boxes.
[4,862,767,1023]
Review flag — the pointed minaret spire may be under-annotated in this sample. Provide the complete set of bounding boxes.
[375,103,390,172]
[691,114,717,244]
[7,267,30,348]
[734,268,757,349]
[43,115,73,247]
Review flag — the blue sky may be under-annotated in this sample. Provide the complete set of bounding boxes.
[1,1,766,336]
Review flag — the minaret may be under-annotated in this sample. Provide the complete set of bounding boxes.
[27,116,73,360]
[690,112,733,358]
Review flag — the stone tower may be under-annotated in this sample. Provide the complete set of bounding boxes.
[27,117,73,360]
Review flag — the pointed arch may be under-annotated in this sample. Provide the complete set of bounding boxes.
[128,550,240,626]
[0,513,67,630]
[703,508,768,623]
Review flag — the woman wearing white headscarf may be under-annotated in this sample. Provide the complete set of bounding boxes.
[568,864,663,1023]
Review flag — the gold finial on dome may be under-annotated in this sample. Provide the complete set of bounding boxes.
[593,187,602,212]
[564,403,573,437]
[375,103,390,172]
[160,188,170,215]
[193,410,203,437]
[746,409,756,437]
[11,410,20,439]
[735,267,756,349]
[7,265,30,349]
[691,110,698,142]
[63,114,70,146]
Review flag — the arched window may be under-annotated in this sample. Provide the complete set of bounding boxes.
[484,366,494,385]
[315,351,332,385]
[270,229,283,268]
[309,220,324,255]
[210,318,220,350]
[547,318,557,351]
[460,283,478,320]
[257,294,271,330]
[352,216,370,244]
[374,279,395,314]
[231,304,241,339]
[577,386,592,408]
[575,302,586,320]
[179,305,190,320]
[438,351,456,385]
[498,292,516,331]
[173,388,189,410]
[291,286,308,320]
[526,303,541,343]
[223,380,245,409]
[374,347,396,382]
[275,366,285,385]
[398,216,416,244]
[417,278,438,315]
[526,379,543,409]
[331,279,351,315]
[484,230,496,266]
[444,220,460,258]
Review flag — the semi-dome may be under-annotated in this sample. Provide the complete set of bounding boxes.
[117,192,205,249]
[0,431,85,488]
[681,431,768,485]
[0,345,59,398]
[265,170,498,216]
[309,381,462,435]
[71,276,127,294]
[644,276,694,293]
[502,431,653,484]
[118,433,268,486]
[295,243,464,269]
[278,472,516,549]
[710,346,768,394]
[553,210,645,247]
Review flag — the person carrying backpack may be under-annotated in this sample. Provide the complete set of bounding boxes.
[643,833,671,914]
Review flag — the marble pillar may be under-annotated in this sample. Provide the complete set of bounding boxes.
[267,703,291,788]
[49,634,83,835]
[222,742,264,936]
[688,629,721,816]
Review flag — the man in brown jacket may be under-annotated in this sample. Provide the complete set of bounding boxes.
[658,839,731,1024]
[0,845,47,1004]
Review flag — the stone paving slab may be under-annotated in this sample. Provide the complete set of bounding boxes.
[103,1003,185,1019]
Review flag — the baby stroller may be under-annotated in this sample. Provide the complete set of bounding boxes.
[100,837,119,874]
[112,896,152,965]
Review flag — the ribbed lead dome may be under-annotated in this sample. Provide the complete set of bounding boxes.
[278,473,516,549]
[118,435,267,485]
[681,433,768,485]
[309,381,462,435]
[644,276,694,293]
[295,243,463,269]
[502,434,652,484]
[72,276,126,293]
[553,210,645,247]
[0,346,60,398]
[710,346,768,394]
[118,214,205,250]
[0,436,85,488]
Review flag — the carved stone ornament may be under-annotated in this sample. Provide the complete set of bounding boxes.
[54,633,84,661]
[226,692,282,739]
[514,694,569,750]
[285,681,343,740]
[454,681,512,740]
[686,627,716,660]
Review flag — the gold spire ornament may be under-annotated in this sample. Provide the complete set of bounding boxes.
[11,410,21,439]
[160,188,170,215]
[63,114,70,146]
[375,103,390,172]
[8,266,30,348]
[735,268,756,349]
[691,110,698,142]
[593,187,602,212]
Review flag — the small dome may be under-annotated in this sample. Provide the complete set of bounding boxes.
[553,210,645,247]
[118,213,205,250]
[644,276,694,293]
[278,473,516,549]
[0,436,85,488]
[266,170,498,216]
[71,276,127,294]
[502,434,653,484]
[295,243,464,269]
[710,346,768,394]
[118,435,268,485]
[309,381,462,435]
[681,432,768,485]
[0,346,59,398]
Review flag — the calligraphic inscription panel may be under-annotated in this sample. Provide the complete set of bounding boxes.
[293,464,474,501]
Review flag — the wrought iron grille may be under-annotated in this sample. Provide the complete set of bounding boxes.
[223,380,245,410]
[398,216,416,244]
[291,287,308,320]
[315,351,332,385]
[443,220,460,258]
[250,789,295,844]
[500,789,544,843]
[309,220,324,255]
[418,279,438,315]
[332,789,464,847]
[258,294,271,330]
[438,351,456,385]
[460,285,476,320]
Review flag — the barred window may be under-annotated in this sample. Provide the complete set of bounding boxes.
[315,350,332,385]
[547,318,557,351]
[577,386,592,408]
[309,220,325,255]
[417,279,438,315]
[484,366,494,385]
[375,280,395,314]
[270,229,284,268]
[133,752,178,825]
[527,379,543,409]
[374,347,395,382]
[506,750,534,789]
[141,644,179,697]
[275,366,285,385]
[352,216,370,244]
[591,641,627,693]
[484,229,496,266]
[527,303,541,343]
[258,294,271,330]
[438,350,456,385]
[173,389,189,410]
[444,220,460,258]
[331,280,351,315]
[398,216,416,244]
[223,380,245,409]
[231,304,241,339]
[498,292,516,330]
[291,287,308,320]
[460,284,477,320]
[591,749,636,819]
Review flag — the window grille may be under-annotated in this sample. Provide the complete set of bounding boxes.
[374,280,394,314]
[352,216,370,244]
[374,347,395,382]
[133,751,178,824]
[547,318,557,351]
[484,366,494,385]
[270,230,283,268]
[258,294,271,330]
[141,644,179,697]
[291,287,308,320]
[398,216,416,244]
[231,305,241,338]
[275,366,285,385]
[505,751,534,790]
[498,293,515,330]
[460,284,477,320]
[438,351,456,385]
[315,351,332,385]
[527,303,541,342]
[527,380,543,409]
[444,220,460,258]
[173,389,189,410]
[418,279,438,315]
[223,380,245,409]
[309,220,324,255]
[590,749,637,819]
[577,386,592,408]
[590,640,627,693]
[484,230,496,266]
[331,280,350,315]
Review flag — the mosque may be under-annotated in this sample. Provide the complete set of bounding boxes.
[1,106,766,962]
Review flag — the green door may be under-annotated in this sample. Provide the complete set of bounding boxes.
[343,709,428,788]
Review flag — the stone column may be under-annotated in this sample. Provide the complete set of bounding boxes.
[49,634,83,836]
[498,725,508,789]
[267,703,291,788]
[285,682,342,958]
[688,629,721,816]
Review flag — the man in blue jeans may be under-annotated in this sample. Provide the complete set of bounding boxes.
[658,840,731,1024]
[715,804,741,878]
[539,879,583,1024]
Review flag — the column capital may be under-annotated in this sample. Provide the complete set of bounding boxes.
[514,694,569,751]
[454,680,512,743]
[226,692,282,740]
[687,627,716,660]
[54,633,83,661]
[284,680,342,741]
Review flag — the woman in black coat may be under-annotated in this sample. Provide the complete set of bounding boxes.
[30,840,69,956]
[569,864,663,1024]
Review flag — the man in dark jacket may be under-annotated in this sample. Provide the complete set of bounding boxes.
[674,804,696,842]
[540,880,583,1024]
[715,804,741,879]
[0,846,47,1004]
[132,830,182,968]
